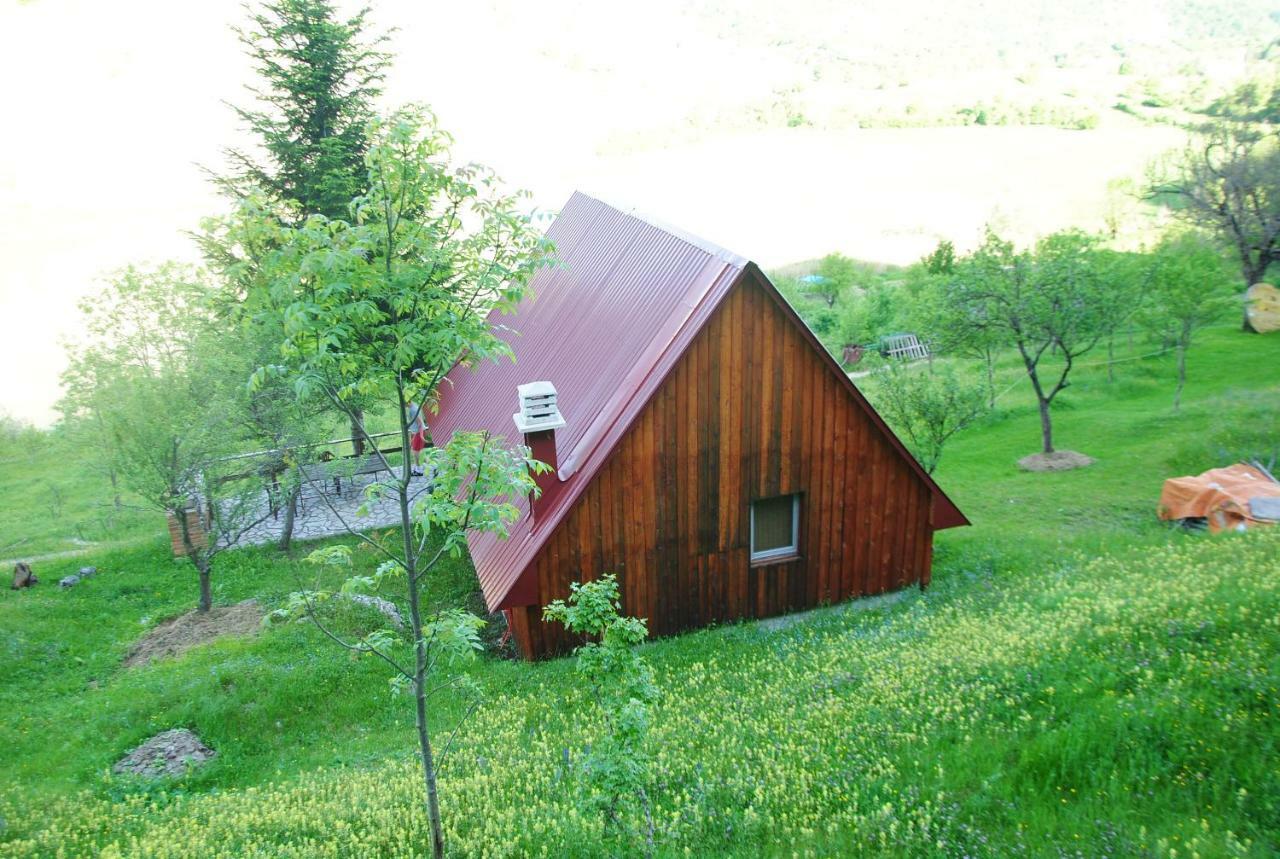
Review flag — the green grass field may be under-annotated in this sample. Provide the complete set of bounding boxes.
[1,324,1277,857]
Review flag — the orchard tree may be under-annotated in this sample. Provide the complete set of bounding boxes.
[60,265,270,612]
[953,229,1114,456]
[906,261,1004,407]
[1150,125,1280,330]
[865,363,986,473]
[240,106,552,859]
[808,252,860,308]
[1092,249,1147,383]
[1138,231,1235,410]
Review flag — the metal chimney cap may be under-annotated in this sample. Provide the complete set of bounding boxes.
[514,380,566,433]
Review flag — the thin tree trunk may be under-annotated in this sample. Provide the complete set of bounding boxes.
[1038,397,1054,454]
[350,410,366,456]
[408,529,446,859]
[985,348,996,409]
[278,485,300,552]
[1174,338,1187,412]
[1106,334,1115,383]
[1019,347,1056,455]
[175,501,213,613]
[396,382,446,859]
[412,632,445,859]
[198,564,212,613]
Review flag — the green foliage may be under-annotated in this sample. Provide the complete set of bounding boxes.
[228,106,552,411]
[216,104,553,858]
[416,431,546,551]
[1150,124,1280,295]
[544,575,658,850]
[1137,230,1236,408]
[807,252,859,307]
[1202,69,1280,125]
[865,364,987,473]
[836,277,900,347]
[59,265,269,610]
[218,0,391,223]
[945,228,1118,453]
[922,239,956,275]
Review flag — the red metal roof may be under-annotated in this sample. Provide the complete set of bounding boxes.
[430,192,966,612]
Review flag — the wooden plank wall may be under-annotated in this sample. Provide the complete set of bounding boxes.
[509,271,935,658]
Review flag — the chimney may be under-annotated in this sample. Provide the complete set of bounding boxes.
[513,381,566,521]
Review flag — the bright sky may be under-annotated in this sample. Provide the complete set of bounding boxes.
[0,0,1183,426]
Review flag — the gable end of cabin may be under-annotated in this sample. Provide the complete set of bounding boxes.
[505,270,945,658]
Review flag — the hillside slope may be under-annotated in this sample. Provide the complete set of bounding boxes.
[2,326,1279,856]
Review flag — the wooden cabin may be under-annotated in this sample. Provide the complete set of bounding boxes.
[431,192,968,659]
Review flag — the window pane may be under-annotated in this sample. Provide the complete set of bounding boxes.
[753,495,795,554]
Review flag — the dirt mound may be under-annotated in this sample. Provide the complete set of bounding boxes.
[124,600,262,668]
[113,729,215,779]
[1017,450,1096,472]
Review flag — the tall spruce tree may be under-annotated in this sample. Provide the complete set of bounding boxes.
[218,0,391,223]
[213,0,391,457]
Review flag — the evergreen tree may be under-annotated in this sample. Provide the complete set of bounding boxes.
[217,0,391,223]
[211,0,392,459]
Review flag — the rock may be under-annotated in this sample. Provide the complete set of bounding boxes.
[11,562,36,590]
[338,593,405,628]
[59,575,81,589]
[112,729,216,779]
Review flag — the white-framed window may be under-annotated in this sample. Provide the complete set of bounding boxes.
[750,493,800,562]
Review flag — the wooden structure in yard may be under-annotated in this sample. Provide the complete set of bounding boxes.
[881,333,930,361]
[431,193,968,659]
[166,504,210,557]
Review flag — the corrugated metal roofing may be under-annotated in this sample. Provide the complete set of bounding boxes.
[429,191,965,612]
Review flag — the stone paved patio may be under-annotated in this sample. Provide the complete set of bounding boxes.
[227,469,436,548]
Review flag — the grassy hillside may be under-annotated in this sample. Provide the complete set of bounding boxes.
[0,423,155,560]
[1,325,1278,856]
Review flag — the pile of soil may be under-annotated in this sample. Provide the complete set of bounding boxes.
[113,729,215,779]
[1017,450,1096,472]
[124,600,262,668]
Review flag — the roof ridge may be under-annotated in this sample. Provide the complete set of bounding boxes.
[556,253,735,480]
[569,191,750,269]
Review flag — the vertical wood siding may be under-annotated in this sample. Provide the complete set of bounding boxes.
[509,271,936,658]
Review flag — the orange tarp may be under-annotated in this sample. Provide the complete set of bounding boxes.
[1157,463,1280,533]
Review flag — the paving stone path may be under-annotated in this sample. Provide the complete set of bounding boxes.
[227,470,435,548]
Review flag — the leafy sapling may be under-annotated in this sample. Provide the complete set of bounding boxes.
[544,575,659,857]
[267,430,544,859]
[218,105,552,858]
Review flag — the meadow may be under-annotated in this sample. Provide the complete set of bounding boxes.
[1,321,1277,856]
